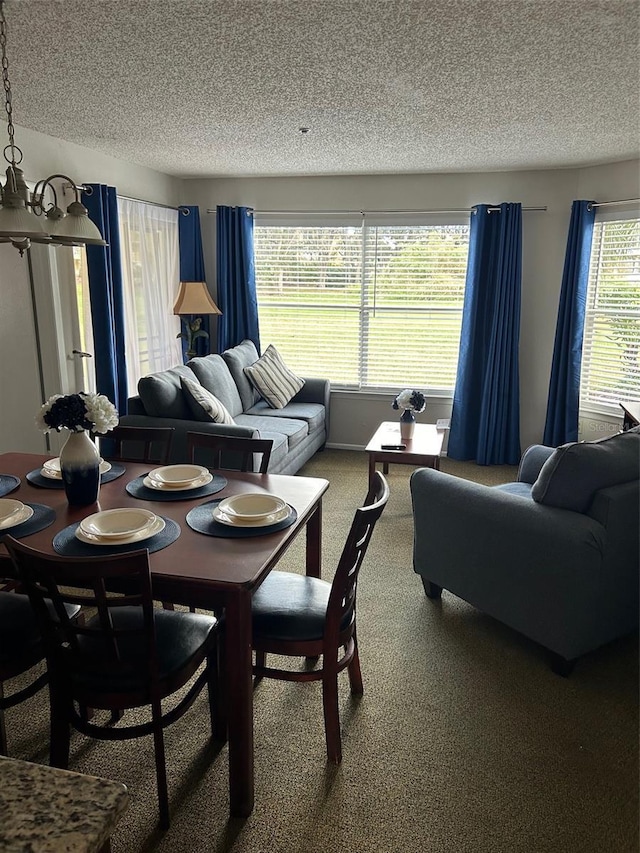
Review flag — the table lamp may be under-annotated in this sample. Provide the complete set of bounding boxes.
[172,281,222,359]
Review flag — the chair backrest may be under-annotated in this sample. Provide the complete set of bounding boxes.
[325,471,389,642]
[102,425,174,465]
[186,432,273,474]
[4,538,160,699]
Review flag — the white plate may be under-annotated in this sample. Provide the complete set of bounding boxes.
[75,515,166,546]
[80,507,157,539]
[217,492,287,520]
[143,471,213,491]
[148,464,209,488]
[212,504,290,528]
[0,504,34,530]
[0,498,24,524]
[41,459,111,480]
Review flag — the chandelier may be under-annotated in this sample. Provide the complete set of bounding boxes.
[0,0,106,255]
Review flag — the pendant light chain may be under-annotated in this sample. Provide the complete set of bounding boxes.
[0,0,19,166]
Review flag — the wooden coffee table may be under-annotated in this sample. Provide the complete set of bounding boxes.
[366,421,444,489]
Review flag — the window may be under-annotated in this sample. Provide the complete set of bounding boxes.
[253,217,470,391]
[580,216,640,413]
[118,199,182,392]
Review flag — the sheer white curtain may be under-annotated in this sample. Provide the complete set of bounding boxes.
[117,198,182,392]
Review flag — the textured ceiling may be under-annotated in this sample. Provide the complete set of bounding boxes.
[3,0,639,178]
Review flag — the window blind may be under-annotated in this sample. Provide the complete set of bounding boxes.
[253,220,470,391]
[580,217,640,412]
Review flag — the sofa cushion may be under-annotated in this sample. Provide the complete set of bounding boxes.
[243,345,304,409]
[181,377,234,424]
[245,400,325,433]
[493,482,534,499]
[235,414,309,450]
[222,339,260,411]
[187,354,243,417]
[531,427,640,513]
[137,365,195,419]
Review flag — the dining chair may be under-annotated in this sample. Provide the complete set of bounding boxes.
[186,432,273,474]
[101,425,175,465]
[0,579,81,757]
[4,538,222,830]
[251,470,389,764]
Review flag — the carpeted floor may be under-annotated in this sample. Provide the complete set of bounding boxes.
[6,450,639,852]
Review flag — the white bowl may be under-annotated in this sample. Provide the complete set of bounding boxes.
[79,507,157,539]
[42,458,110,479]
[0,498,24,524]
[213,504,290,528]
[217,492,287,520]
[148,464,209,488]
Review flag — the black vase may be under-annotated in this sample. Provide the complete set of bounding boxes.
[59,430,100,506]
[400,409,416,440]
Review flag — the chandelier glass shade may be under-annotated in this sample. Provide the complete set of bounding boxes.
[0,0,106,255]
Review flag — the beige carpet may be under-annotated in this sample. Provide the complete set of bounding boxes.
[6,450,639,853]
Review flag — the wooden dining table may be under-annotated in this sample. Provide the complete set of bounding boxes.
[0,451,329,818]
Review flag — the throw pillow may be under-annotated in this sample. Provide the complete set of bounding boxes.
[180,377,235,425]
[531,426,640,513]
[243,344,304,409]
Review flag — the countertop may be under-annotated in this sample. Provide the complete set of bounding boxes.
[0,756,129,852]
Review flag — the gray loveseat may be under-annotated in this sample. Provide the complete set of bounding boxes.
[119,340,330,474]
[410,428,640,674]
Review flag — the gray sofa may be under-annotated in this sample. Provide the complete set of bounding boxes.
[119,340,330,474]
[410,428,640,674]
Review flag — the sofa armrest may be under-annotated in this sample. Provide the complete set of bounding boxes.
[126,396,146,416]
[517,444,555,484]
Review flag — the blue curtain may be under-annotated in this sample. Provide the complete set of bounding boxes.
[216,205,260,352]
[178,205,211,361]
[83,184,128,415]
[448,203,522,465]
[542,201,596,446]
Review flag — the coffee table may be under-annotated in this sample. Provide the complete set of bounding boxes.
[366,421,444,489]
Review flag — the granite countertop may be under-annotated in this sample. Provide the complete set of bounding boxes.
[0,756,129,852]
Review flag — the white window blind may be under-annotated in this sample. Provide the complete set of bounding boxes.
[253,219,469,391]
[580,217,640,413]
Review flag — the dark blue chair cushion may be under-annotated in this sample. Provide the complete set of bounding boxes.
[0,591,80,667]
[74,607,217,693]
[252,571,351,642]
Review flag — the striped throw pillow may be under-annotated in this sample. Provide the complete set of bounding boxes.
[243,345,304,409]
[181,377,235,424]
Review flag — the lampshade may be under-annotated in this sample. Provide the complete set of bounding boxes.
[0,195,51,240]
[173,281,222,315]
[47,201,107,246]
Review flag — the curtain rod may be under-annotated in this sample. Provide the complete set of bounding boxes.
[115,193,190,214]
[588,198,640,209]
[206,206,547,215]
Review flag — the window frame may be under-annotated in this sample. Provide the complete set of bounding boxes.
[253,213,470,395]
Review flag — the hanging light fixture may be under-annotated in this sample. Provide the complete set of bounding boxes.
[0,0,106,256]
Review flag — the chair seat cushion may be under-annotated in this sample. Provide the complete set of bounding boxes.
[74,607,217,693]
[0,591,80,666]
[252,571,350,643]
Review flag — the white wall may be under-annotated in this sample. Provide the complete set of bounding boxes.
[2,126,637,455]
[182,160,640,451]
[0,125,182,453]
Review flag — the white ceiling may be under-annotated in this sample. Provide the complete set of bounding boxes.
[3,0,640,178]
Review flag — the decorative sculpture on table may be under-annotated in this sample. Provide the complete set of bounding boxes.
[392,388,427,441]
[36,392,119,506]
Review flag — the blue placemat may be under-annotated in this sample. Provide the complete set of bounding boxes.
[186,499,298,538]
[0,474,20,497]
[52,516,180,557]
[126,473,227,502]
[26,463,126,489]
[0,503,56,539]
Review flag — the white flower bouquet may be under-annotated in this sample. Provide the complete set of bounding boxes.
[392,389,427,414]
[36,392,119,434]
